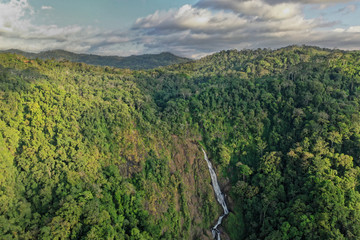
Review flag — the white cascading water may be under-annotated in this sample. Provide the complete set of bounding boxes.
[202,148,229,240]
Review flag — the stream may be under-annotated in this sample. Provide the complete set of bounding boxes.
[202,148,229,240]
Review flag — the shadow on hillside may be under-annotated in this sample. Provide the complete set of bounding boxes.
[0,64,47,92]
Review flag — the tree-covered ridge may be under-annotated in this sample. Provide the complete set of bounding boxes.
[0,49,191,70]
[1,46,360,239]
[0,53,217,239]
[150,46,360,239]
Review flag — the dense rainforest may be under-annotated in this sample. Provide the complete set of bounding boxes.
[0,49,191,70]
[1,46,360,239]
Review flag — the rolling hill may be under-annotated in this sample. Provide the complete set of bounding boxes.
[0,49,191,70]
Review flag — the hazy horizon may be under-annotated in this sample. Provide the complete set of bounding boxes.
[0,0,359,58]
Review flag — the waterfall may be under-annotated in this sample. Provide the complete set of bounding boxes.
[202,148,229,240]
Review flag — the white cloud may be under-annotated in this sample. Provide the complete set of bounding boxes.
[347,25,360,32]
[134,5,248,34]
[262,0,356,4]
[41,5,53,10]
[0,0,32,33]
[0,0,142,56]
[130,0,360,57]
[332,26,360,33]
[132,2,322,57]
[197,0,302,20]
[0,0,105,53]
[0,0,359,58]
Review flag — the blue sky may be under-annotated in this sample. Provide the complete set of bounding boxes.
[29,0,198,30]
[0,0,359,58]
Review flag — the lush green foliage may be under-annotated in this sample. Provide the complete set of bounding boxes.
[0,54,215,239]
[2,46,360,239]
[132,46,360,239]
[0,49,191,70]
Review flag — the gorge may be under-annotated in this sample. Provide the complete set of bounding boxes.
[2,46,360,239]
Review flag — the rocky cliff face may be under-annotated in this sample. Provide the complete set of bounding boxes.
[139,135,221,239]
[169,136,218,239]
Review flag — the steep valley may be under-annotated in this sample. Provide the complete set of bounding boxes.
[1,46,360,239]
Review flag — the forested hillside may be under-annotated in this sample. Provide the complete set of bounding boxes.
[1,46,360,239]
[0,54,217,239]
[0,49,191,70]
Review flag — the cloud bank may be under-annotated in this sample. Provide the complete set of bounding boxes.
[0,0,359,58]
[0,0,94,53]
[132,0,360,57]
[0,0,138,55]
[262,0,355,4]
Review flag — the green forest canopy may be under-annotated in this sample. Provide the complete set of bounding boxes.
[1,45,360,239]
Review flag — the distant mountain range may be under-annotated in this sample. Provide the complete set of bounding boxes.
[0,49,191,70]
